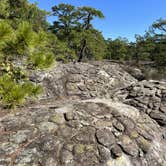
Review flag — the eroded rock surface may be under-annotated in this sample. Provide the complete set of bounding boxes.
[0,62,166,166]
[30,62,137,100]
[114,80,166,126]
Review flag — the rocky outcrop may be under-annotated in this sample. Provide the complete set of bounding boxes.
[30,62,137,100]
[114,80,166,126]
[0,62,166,166]
[1,99,166,166]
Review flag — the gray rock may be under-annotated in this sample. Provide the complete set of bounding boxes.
[31,62,137,100]
[64,112,75,121]
[136,136,151,153]
[120,135,139,157]
[61,150,74,165]
[111,144,122,158]
[96,129,115,148]
[12,130,30,144]
[48,113,66,124]
[150,111,166,125]
[113,120,125,132]
[0,62,166,166]
[38,122,58,133]
[98,145,111,162]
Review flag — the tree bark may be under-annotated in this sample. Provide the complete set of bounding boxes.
[78,39,86,62]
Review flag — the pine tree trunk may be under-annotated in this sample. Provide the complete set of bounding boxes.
[78,39,86,62]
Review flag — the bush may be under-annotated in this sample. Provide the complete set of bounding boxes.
[0,20,55,109]
[0,75,42,109]
[29,50,55,69]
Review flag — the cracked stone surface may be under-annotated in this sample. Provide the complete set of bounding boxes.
[0,62,166,166]
[30,62,137,100]
[114,80,166,126]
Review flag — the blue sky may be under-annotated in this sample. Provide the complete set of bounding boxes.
[29,0,166,41]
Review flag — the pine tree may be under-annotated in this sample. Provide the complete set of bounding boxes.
[0,20,55,109]
[51,3,106,62]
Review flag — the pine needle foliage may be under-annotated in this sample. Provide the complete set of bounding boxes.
[0,0,10,19]
[0,20,55,109]
[0,74,42,109]
[29,50,55,69]
[0,21,13,50]
[0,0,56,109]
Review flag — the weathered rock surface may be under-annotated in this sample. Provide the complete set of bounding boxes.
[30,62,137,100]
[0,62,166,166]
[114,80,166,126]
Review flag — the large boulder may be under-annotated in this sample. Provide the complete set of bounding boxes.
[30,62,137,100]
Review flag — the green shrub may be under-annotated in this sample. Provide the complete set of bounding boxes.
[0,75,42,109]
[0,20,55,109]
[29,50,55,69]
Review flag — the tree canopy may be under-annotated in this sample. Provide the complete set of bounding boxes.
[51,3,106,62]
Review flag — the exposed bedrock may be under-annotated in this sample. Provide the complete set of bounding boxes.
[0,61,165,166]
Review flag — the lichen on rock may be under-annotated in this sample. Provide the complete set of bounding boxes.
[0,62,166,166]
